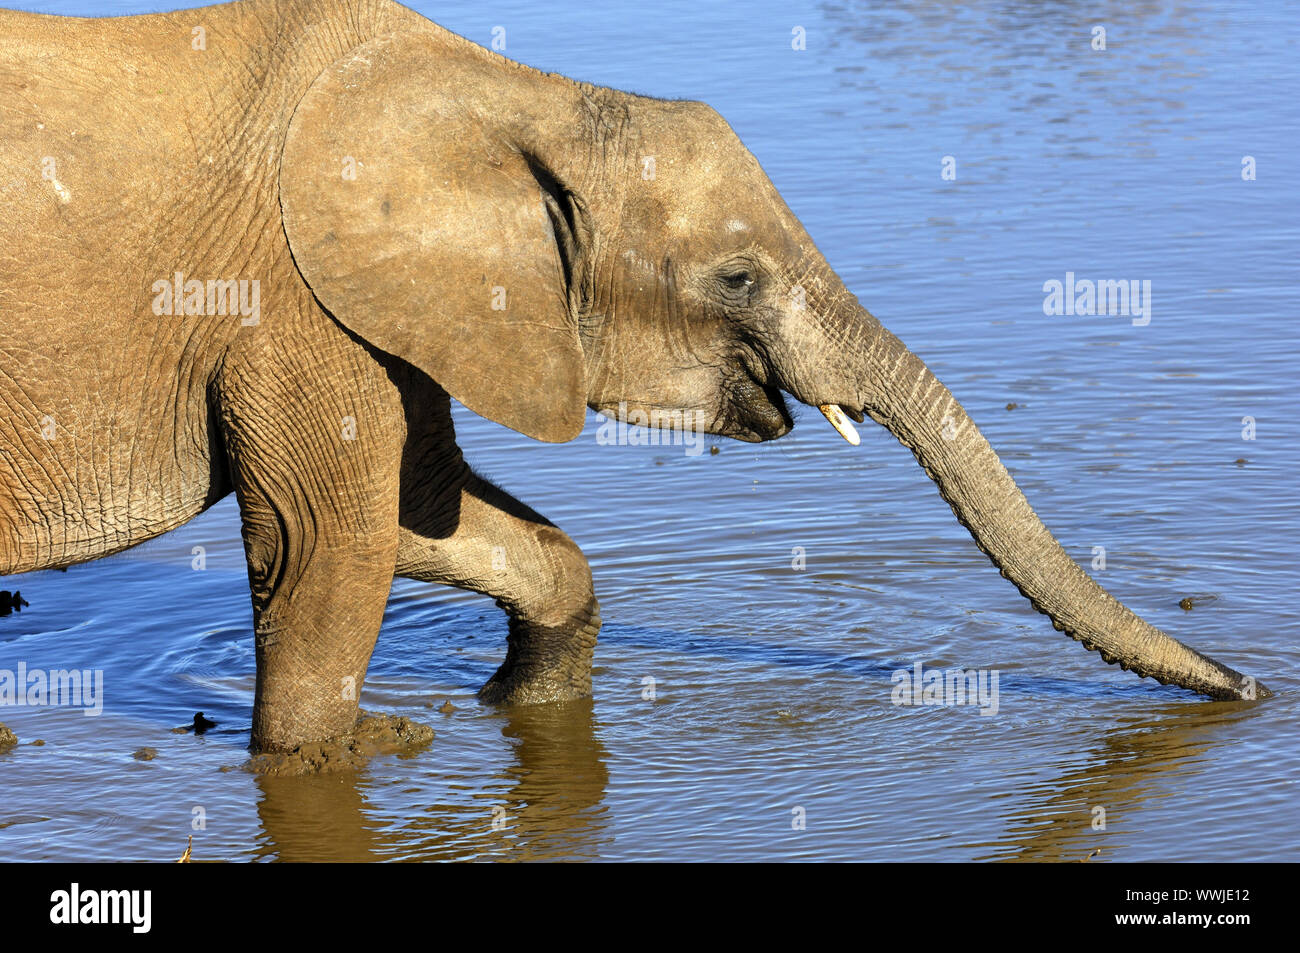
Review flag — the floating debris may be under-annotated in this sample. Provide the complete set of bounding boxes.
[174,712,217,735]
[0,591,29,617]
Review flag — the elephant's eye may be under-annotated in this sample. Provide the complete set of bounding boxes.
[721,270,755,291]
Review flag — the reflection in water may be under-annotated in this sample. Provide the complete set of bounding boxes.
[252,700,609,862]
[973,702,1256,862]
[489,699,612,861]
[254,772,384,863]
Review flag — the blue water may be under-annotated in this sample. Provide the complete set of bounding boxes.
[1,0,1297,861]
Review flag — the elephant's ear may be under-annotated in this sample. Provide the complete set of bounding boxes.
[280,32,586,443]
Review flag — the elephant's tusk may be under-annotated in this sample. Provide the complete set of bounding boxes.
[818,404,861,446]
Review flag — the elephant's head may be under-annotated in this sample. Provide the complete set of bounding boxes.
[280,29,1267,701]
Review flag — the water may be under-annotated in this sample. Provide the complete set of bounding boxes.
[2,0,1297,861]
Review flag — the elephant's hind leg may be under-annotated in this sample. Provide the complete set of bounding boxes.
[396,472,600,706]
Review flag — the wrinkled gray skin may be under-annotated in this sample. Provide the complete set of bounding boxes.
[0,0,1267,751]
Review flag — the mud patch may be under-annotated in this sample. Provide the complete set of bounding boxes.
[241,712,434,776]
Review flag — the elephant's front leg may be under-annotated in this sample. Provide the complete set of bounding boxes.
[397,473,600,705]
[219,342,404,752]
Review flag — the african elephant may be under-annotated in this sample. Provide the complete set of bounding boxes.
[0,0,1267,752]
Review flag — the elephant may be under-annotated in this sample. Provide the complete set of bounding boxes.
[0,0,1268,753]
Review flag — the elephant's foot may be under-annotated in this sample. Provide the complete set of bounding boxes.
[243,712,434,776]
[249,614,388,755]
[478,599,601,706]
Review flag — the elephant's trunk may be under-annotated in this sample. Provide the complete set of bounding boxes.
[848,326,1267,700]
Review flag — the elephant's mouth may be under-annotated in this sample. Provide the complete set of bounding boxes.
[724,377,793,442]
